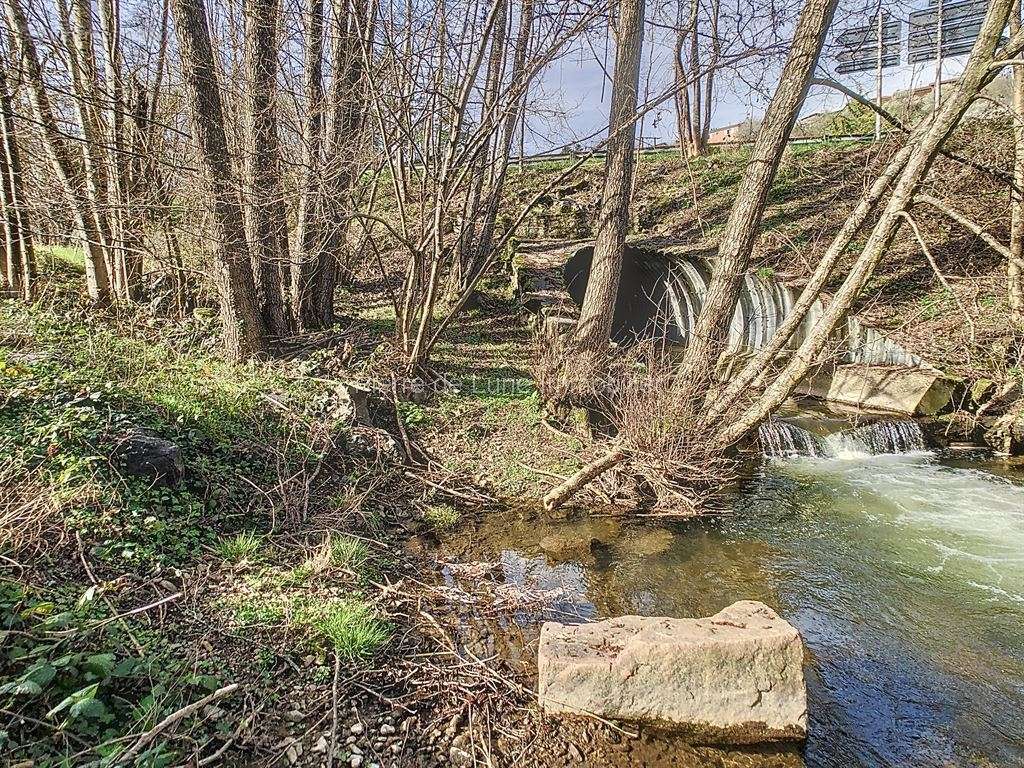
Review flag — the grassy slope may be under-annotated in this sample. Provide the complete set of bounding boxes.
[504,120,1018,381]
[0,270,402,765]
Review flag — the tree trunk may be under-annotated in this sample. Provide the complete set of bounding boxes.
[572,0,645,354]
[63,0,119,288]
[717,0,1021,446]
[1010,0,1024,330]
[2,0,110,302]
[0,57,33,299]
[97,0,143,301]
[171,0,265,359]
[295,0,369,330]
[293,0,325,326]
[244,0,292,337]
[675,0,838,400]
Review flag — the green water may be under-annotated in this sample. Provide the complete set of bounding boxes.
[443,450,1024,767]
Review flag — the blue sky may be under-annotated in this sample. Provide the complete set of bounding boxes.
[524,0,978,153]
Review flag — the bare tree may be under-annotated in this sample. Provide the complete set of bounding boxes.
[674,0,839,402]
[1010,0,1024,330]
[243,0,291,336]
[2,0,112,302]
[0,49,34,299]
[718,0,1023,445]
[573,0,646,357]
[171,0,266,358]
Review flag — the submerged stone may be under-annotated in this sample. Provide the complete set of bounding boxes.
[537,600,807,744]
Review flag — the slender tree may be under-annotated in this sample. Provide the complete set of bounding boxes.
[243,0,291,336]
[0,51,34,299]
[718,0,1023,445]
[675,0,839,401]
[1010,0,1024,330]
[2,0,111,302]
[572,0,646,357]
[171,0,265,358]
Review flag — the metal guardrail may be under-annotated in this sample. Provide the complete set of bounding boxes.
[512,134,876,167]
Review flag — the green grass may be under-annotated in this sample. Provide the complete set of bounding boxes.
[232,593,287,627]
[36,244,85,273]
[216,531,266,563]
[329,535,370,571]
[293,598,390,660]
[423,503,459,531]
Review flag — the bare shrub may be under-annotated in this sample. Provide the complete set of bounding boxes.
[0,459,67,560]
[606,342,738,509]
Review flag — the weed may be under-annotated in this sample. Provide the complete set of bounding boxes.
[329,535,370,571]
[232,594,287,627]
[397,400,428,428]
[216,531,266,563]
[294,598,390,660]
[423,503,459,531]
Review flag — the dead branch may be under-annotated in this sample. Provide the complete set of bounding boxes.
[117,683,241,765]
[542,445,626,511]
[913,193,1011,258]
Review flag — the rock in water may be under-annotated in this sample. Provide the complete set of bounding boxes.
[537,600,807,743]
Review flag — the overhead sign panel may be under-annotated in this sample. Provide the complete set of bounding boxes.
[908,0,988,62]
[834,13,902,74]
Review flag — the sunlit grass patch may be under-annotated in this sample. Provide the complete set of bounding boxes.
[216,531,266,563]
[329,535,369,571]
[423,503,459,531]
[294,598,390,660]
[232,593,287,628]
[36,244,85,273]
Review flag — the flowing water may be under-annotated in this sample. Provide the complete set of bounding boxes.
[442,415,1024,767]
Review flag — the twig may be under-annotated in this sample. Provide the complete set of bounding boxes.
[48,592,182,638]
[74,533,144,656]
[327,652,340,768]
[896,210,977,343]
[117,684,241,765]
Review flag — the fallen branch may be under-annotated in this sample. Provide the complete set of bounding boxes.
[542,446,626,511]
[896,210,977,342]
[49,592,183,638]
[117,684,241,765]
[912,193,1011,258]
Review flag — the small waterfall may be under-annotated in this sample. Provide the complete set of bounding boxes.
[825,420,927,458]
[759,420,827,458]
[760,419,927,459]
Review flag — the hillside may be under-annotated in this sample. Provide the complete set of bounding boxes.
[504,118,1018,383]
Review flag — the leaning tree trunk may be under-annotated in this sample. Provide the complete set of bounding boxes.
[572,0,646,357]
[717,0,1022,446]
[243,0,292,337]
[675,0,838,401]
[171,0,265,359]
[705,143,916,421]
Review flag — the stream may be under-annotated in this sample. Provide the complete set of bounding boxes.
[442,411,1024,767]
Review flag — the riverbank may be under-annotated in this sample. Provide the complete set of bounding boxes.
[0,265,694,766]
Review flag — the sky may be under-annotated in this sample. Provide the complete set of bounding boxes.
[524,0,980,153]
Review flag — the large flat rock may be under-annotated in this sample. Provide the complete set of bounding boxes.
[826,364,953,415]
[537,601,807,743]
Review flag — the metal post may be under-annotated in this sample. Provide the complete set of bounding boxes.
[875,8,883,140]
[934,0,944,110]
